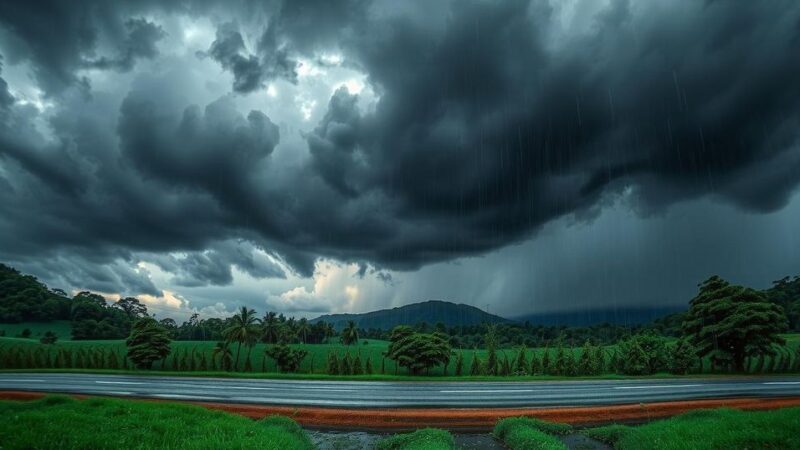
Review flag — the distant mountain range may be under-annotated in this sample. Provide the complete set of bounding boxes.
[310,300,511,331]
[311,300,686,331]
[512,306,686,327]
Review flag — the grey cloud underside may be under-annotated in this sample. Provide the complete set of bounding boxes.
[1,0,800,297]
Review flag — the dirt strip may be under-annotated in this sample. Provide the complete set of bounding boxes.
[3,391,800,430]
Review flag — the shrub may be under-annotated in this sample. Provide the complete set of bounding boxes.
[494,417,570,450]
[39,331,58,345]
[375,428,455,450]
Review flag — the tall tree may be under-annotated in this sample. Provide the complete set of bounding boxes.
[125,318,171,369]
[212,341,233,371]
[222,307,260,370]
[341,320,359,345]
[683,276,788,372]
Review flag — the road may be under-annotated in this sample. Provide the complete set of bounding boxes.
[1,373,799,408]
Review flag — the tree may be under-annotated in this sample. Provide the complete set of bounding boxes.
[683,276,788,372]
[341,320,359,345]
[616,333,668,375]
[578,341,593,376]
[125,318,171,369]
[470,352,483,375]
[212,341,234,371]
[365,357,373,375]
[222,307,260,370]
[39,331,58,344]
[327,352,340,375]
[541,346,552,375]
[261,312,281,344]
[297,318,311,344]
[386,330,452,375]
[514,346,528,375]
[352,352,364,375]
[485,325,498,375]
[340,352,352,375]
[669,339,698,375]
[264,343,307,373]
[114,297,149,319]
[454,351,464,376]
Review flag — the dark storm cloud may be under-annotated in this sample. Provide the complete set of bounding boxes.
[0,0,799,301]
[203,22,297,93]
[85,18,166,72]
[0,0,171,95]
[301,0,800,269]
[150,241,285,287]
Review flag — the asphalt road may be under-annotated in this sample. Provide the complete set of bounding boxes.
[1,373,799,408]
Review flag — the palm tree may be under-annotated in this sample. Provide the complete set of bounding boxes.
[341,320,359,345]
[324,323,335,344]
[297,318,311,344]
[262,312,280,344]
[212,341,233,371]
[222,307,261,370]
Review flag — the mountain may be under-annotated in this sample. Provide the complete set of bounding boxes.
[310,300,512,331]
[513,306,686,327]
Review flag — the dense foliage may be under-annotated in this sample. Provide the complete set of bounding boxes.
[125,318,172,369]
[683,276,788,371]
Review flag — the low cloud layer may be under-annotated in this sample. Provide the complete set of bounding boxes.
[0,0,799,317]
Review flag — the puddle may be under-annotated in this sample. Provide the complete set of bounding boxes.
[308,430,505,449]
[561,433,613,450]
[308,429,607,449]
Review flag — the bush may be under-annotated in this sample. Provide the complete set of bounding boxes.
[582,424,632,445]
[39,331,58,345]
[375,428,455,450]
[493,417,569,450]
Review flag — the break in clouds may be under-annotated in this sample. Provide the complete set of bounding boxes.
[0,0,799,319]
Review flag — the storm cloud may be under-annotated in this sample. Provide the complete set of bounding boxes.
[0,0,798,316]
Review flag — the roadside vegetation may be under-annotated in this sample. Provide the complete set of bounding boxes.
[0,395,313,450]
[583,407,800,449]
[375,428,455,450]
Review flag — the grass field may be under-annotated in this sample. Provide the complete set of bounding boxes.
[0,321,72,340]
[583,407,800,449]
[0,395,313,450]
[1,324,798,378]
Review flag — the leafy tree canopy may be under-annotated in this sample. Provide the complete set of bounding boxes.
[683,276,788,371]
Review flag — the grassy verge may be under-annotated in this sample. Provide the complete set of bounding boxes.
[0,394,313,450]
[375,428,455,450]
[493,417,571,450]
[583,407,800,449]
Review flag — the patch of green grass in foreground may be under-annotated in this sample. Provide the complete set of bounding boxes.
[493,417,570,450]
[0,395,314,450]
[375,428,456,450]
[583,407,800,449]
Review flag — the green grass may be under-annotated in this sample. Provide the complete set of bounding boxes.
[0,394,314,450]
[375,428,456,450]
[493,417,569,450]
[584,407,800,449]
[0,321,72,340]
[2,332,798,379]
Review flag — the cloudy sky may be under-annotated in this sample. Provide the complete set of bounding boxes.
[1,0,799,321]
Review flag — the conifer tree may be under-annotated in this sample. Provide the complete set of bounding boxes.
[352,352,363,375]
[529,350,541,376]
[470,353,483,375]
[514,346,528,375]
[454,351,464,376]
[365,357,373,375]
[541,346,552,375]
[578,341,593,376]
[340,352,352,375]
[327,352,340,375]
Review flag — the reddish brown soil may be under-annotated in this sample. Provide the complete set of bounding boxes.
[3,390,800,430]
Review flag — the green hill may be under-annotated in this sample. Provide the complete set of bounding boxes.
[310,300,512,331]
